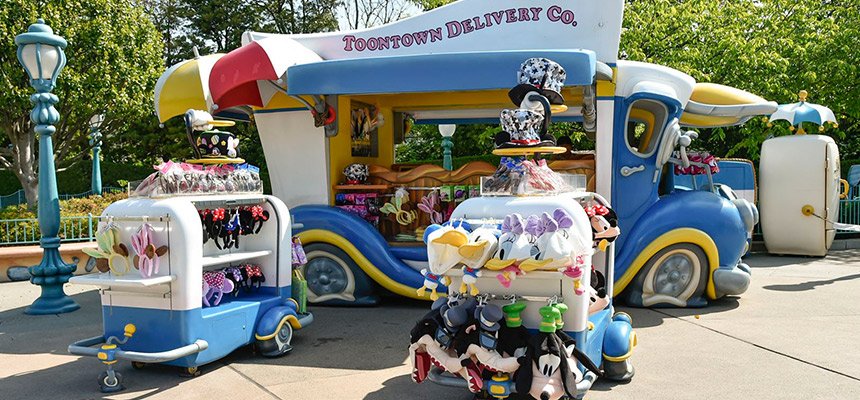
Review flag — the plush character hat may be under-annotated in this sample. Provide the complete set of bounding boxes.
[475,303,504,332]
[509,58,567,106]
[458,226,499,269]
[423,224,468,275]
[486,214,537,270]
[494,109,556,149]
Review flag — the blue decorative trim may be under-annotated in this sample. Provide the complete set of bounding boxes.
[287,50,597,95]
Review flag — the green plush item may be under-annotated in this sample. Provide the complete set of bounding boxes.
[538,306,560,333]
[553,303,568,330]
[502,302,527,328]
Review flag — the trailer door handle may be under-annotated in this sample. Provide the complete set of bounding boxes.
[620,165,645,177]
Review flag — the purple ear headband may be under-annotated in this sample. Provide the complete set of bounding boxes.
[541,212,559,233]
[525,214,542,236]
[510,213,524,235]
[553,208,574,229]
[501,215,513,233]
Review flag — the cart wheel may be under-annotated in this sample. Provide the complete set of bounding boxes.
[183,366,200,377]
[258,318,294,357]
[131,361,146,370]
[98,371,123,393]
[623,244,708,308]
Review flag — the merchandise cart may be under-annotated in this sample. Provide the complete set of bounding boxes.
[69,193,312,392]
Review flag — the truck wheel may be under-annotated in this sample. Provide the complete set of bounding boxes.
[302,243,378,305]
[624,243,708,307]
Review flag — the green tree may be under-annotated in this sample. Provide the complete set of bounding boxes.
[410,0,454,11]
[0,0,164,209]
[621,0,860,161]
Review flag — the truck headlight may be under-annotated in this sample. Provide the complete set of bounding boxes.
[732,198,758,233]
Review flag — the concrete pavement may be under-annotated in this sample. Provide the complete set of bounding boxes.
[1,250,859,399]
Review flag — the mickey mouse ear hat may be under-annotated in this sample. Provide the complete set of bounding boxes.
[509,58,567,106]
[494,109,556,149]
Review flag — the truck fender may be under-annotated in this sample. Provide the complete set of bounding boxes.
[603,312,637,361]
[255,303,301,341]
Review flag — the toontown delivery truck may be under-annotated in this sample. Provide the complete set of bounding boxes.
[154,0,775,307]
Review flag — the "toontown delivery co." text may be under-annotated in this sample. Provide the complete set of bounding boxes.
[341,5,579,52]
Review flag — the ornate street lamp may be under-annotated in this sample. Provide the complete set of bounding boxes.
[439,124,456,171]
[16,19,79,314]
[89,114,105,195]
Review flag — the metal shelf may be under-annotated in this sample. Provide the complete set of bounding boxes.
[200,250,272,267]
[70,273,176,288]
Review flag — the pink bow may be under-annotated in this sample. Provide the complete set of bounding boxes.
[585,205,609,218]
[244,265,263,277]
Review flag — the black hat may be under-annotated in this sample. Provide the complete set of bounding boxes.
[509,58,567,106]
[494,109,556,149]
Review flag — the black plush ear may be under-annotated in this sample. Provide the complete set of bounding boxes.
[571,344,603,378]
[605,208,618,227]
[591,269,606,292]
[553,334,578,397]
[515,342,536,394]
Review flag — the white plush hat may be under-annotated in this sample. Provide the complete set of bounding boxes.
[486,214,537,270]
[459,226,499,269]
[424,224,469,275]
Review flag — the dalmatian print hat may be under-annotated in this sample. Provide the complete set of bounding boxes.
[508,58,568,106]
[495,109,555,149]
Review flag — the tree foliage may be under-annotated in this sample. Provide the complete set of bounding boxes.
[622,0,860,161]
[0,0,164,208]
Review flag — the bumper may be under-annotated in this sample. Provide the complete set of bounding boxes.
[712,262,751,297]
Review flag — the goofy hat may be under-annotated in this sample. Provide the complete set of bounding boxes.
[494,109,556,149]
[509,58,567,106]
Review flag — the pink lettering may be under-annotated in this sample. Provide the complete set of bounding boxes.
[530,7,543,21]
[561,10,575,25]
[412,31,430,45]
[489,11,504,26]
[342,35,356,51]
[390,35,401,48]
[462,18,475,34]
[518,8,530,21]
[429,28,443,42]
[402,33,414,47]
[472,16,486,30]
[377,37,390,50]
[446,21,462,38]
[505,8,517,23]
[548,6,562,22]
[354,38,366,51]
[366,37,378,50]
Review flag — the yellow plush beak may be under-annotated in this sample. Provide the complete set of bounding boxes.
[518,258,554,272]
[485,258,517,270]
[598,239,609,252]
[458,240,488,259]
[432,230,468,247]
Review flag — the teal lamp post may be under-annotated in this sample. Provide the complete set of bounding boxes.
[17,19,79,314]
[439,124,456,171]
[89,114,105,195]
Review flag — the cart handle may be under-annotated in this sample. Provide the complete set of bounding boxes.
[69,336,209,363]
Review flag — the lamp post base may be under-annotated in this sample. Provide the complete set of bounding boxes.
[25,246,79,315]
[26,288,80,315]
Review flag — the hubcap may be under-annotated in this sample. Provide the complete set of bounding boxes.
[305,256,348,295]
[654,253,694,297]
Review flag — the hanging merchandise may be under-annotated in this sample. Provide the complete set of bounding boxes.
[457,226,500,296]
[584,204,620,251]
[239,263,266,291]
[380,188,417,226]
[291,237,308,267]
[292,269,308,314]
[130,223,168,278]
[202,270,234,307]
[133,161,263,197]
[418,224,468,299]
[82,221,130,276]
[418,190,444,225]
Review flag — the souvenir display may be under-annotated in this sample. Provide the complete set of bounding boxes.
[133,161,263,197]
[481,157,573,196]
[82,222,130,276]
[674,151,719,175]
[130,223,168,278]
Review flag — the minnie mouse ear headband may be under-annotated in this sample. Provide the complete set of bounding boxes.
[508,58,567,106]
[494,109,556,149]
